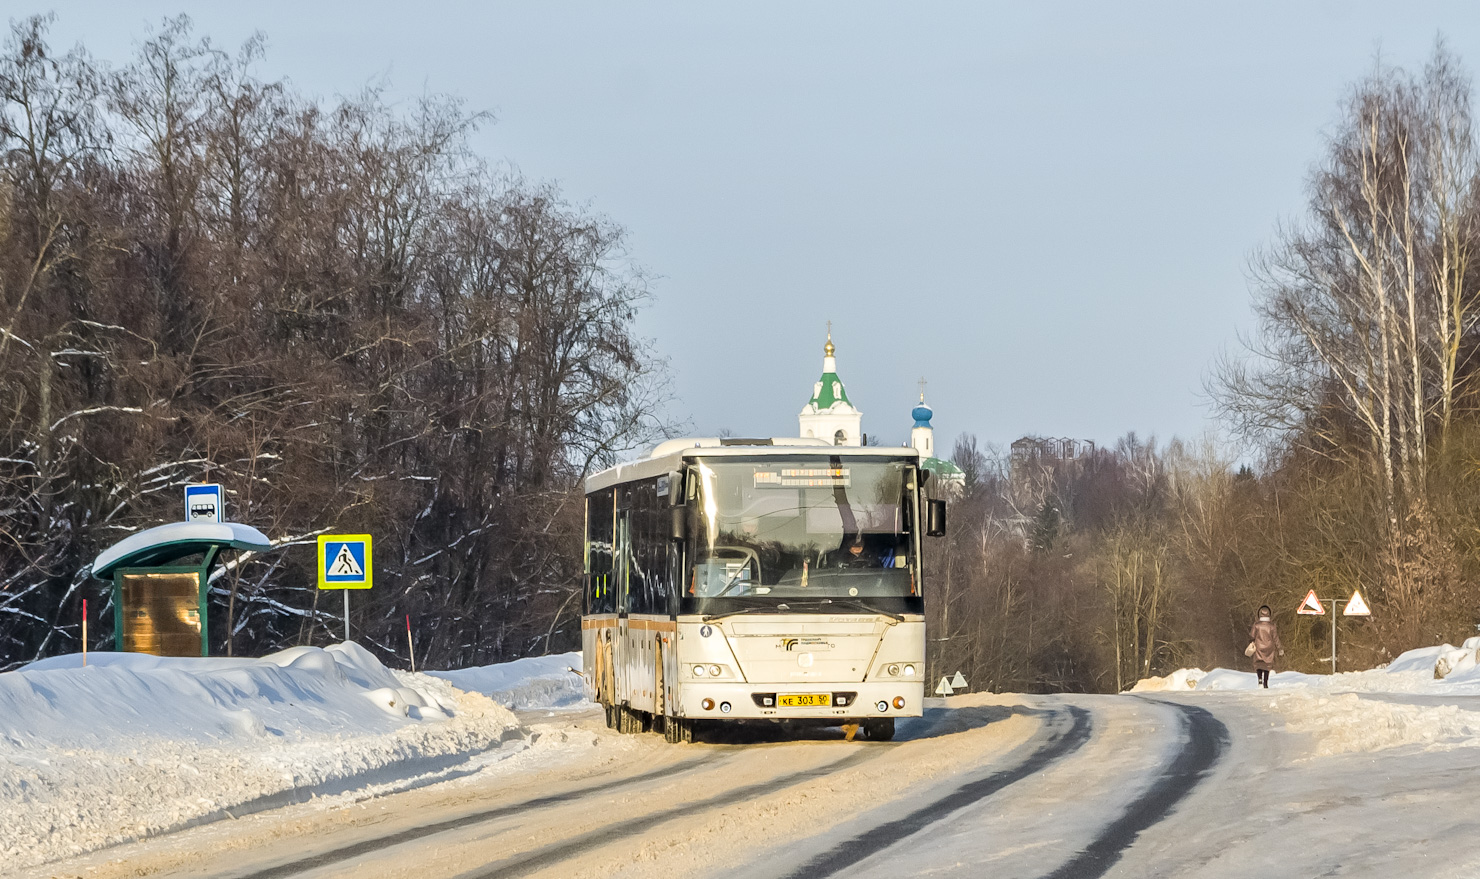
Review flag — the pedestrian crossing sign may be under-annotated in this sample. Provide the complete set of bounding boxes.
[317,534,372,590]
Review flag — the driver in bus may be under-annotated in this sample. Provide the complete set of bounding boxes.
[826,534,889,569]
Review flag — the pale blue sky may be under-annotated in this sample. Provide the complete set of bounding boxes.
[36,2,1480,455]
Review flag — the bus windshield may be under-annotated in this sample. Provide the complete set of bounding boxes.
[683,455,922,615]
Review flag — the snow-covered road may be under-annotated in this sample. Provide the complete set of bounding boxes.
[17,687,1480,878]
[12,642,1480,878]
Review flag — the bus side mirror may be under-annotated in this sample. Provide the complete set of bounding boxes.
[926,499,947,537]
[670,507,687,541]
[666,470,686,507]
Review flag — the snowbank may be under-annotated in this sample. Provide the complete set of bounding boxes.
[1131,640,1480,757]
[1133,638,1480,696]
[1127,668,1208,692]
[1,643,520,870]
[430,651,585,710]
[1277,692,1480,756]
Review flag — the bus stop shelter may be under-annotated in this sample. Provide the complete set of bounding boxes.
[92,522,272,656]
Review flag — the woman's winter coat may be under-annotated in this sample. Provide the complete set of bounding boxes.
[1250,617,1282,671]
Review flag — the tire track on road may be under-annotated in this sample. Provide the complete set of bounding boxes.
[777,705,1094,879]
[459,748,885,879]
[1040,701,1228,879]
[228,753,723,879]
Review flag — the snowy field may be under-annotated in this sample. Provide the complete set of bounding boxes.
[0,644,581,871]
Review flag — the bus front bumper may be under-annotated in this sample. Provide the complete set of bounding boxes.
[676,682,924,720]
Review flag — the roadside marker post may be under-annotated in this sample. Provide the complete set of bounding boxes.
[317,535,372,642]
[82,598,87,667]
[406,614,416,673]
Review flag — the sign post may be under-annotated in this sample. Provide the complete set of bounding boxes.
[317,535,372,642]
[1296,589,1372,674]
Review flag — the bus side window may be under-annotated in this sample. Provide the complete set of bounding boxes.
[617,509,632,615]
[646,477,669,613]
[587,489,615,614]
[666,539,682,616]
[636,478,661,615]
[634,482,651,616]
[648,476,671,612]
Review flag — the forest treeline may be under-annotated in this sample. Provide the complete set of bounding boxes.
[7,17,1480,693]
[0,16,665,670]
[927,44,1480,693]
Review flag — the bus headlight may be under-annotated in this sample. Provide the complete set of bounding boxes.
[693,664,707,676]
[887,664,900,677]
[904,664,916,677]
[709,664,722,677]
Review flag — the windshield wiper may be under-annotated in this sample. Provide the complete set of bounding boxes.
[779,598,904,623]
[702,599,904,623]
[701,606,774,622]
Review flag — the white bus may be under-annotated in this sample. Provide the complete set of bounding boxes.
[581,437,946,743]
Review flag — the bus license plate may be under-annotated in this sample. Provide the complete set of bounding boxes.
[779,693,831,708]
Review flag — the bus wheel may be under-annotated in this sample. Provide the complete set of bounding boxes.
[618,706,636,734]
[663,716,684,743]
[604,704,618,730]
[863,718,895,741]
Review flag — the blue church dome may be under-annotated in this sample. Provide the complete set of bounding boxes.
[912,402,933,428]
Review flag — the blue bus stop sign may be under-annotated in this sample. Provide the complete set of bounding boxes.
[184,484,223,523]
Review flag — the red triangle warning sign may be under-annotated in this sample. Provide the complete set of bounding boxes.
[1344,590,1371,616]
[1297,589,1325,615]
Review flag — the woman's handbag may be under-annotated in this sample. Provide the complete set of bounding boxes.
[1245,642,1257,658]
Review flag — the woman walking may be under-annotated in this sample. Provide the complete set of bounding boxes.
[1250,605,1283,688]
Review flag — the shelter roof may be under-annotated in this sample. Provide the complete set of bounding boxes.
[93,522,272,579]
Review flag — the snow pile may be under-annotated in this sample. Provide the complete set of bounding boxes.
[1131,639,1480,757]
[1433,637,1480,680]
[431,651,585,710]
[0,642,520,870]
[1127,668,1207,692]
[1383,643,1452,675]
[1189,668,1326,691]
[1276,692,1480,756]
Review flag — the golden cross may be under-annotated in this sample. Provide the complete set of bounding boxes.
[918,377,927,401]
